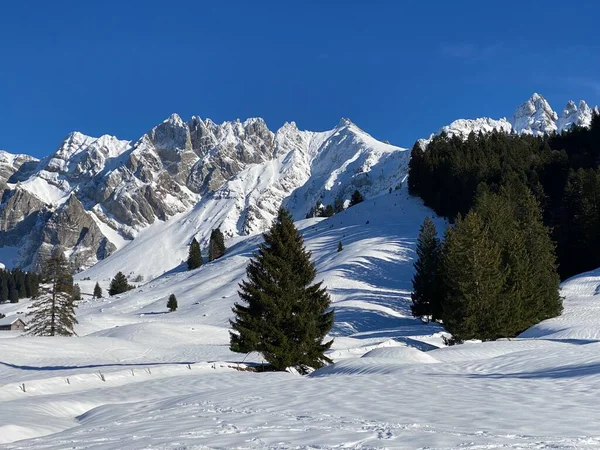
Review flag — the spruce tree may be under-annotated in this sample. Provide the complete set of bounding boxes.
[411,217,442,321]
[208,228,226,261]
[167,293,178,312]
[337,241,343,252]
[93,282,103,299]
[187,237,203,270]
[27,251,77,336]
[440,212,508,343]
[349,190,364,207]
[230,208,334,373]
[108,272,133,296]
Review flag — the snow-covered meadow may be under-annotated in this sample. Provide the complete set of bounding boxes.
[2,191,600,449]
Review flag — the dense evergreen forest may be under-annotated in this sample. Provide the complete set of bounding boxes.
[409,113,600,280]
[0,268,40,302]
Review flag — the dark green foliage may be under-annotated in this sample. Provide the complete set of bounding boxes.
[208,228,226,261]
[0,269,39,302]
[411,217,442,321]
[167,294,178,312]
[9,288,18,303]
[108,272,134,296]
[93,282,102,299]
[230,208,334,373]
[320,204,335,218]
[349,190,364,207]
[334,198,345,214]
[337,241,343,252]
[187,237,203,270]
[27,251,77,336]
[557,168,600,278]
[407,114,600,279]
[439,183,562,343]
[72,284,82,301]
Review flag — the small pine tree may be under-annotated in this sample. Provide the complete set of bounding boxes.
[337,241,343,252]
[93,282,103,299]
[230,208,334,373]
[187,237,203,270]
[108,272,133,296]
[167,294,178,312]
[334,198,345,214]
[27,251,77,336]
[208,228,226,261]
[411,217,442,321]
[72,283,82,301]
[349,190,364,207]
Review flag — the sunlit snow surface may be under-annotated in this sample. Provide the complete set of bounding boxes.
[1,192,600,449]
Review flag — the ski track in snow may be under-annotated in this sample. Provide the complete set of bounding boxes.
[1,191,600,449]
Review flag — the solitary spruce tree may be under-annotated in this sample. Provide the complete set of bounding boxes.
[93,282,103,299]
[108,272,133,296]
[167,293,178,312]
[411,217,442,321]
[208,228,226,261]
[337,241,343,252]
[349,190,364,207]
[27,251,77,336]
[230,208,334,373]
[187,237,203,270]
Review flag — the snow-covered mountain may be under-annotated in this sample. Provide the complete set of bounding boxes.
[423,93,598,143]
[0,93,596,273]
[0,117,407,272]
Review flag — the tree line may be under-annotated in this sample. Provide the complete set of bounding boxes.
[408,113,600,280]
[0,268,40,303]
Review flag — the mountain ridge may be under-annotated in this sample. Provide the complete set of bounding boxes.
[0,93,596,272]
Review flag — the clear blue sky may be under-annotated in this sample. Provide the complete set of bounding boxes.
[1,0,599,157]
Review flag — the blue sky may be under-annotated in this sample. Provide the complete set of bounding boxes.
[1,0,599,157]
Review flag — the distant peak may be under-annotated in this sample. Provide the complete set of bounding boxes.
[336,118,353,128]
[163,113,185,126]
[530,92,544,102]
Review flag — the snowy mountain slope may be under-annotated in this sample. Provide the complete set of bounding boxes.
[2,192,600,448]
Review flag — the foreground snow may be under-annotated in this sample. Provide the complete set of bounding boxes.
[2,193,600,449]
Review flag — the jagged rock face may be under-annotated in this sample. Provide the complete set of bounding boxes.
[0,151,38,191]
[33,195,116,272]
[187,117,275,193]
[0,115,279,270]
[0,188,45,246]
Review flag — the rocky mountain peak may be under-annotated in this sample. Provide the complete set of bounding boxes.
[511,93,558,135]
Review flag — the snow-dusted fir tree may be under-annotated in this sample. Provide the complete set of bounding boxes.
[27,251,77,336]
[230,208,334,373]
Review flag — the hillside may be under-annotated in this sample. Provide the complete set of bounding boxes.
[2,192,600,448]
